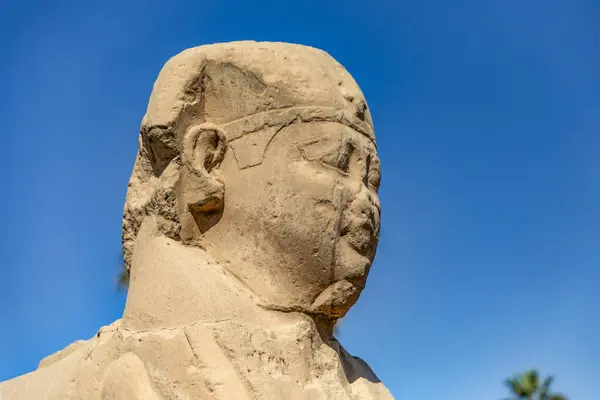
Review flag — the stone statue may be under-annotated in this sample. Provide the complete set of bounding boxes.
[1,41,393,399]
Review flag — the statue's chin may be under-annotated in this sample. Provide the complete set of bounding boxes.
[304,240,374,319]
[310,278,363,318]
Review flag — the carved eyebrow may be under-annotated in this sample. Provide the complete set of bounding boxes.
[221,106,376,145]
[297,136,343,160]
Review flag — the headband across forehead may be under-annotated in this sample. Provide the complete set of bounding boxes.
[219,106,376,169]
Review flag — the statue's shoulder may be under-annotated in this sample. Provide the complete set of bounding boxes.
[338,343,396,399]
[0,319,122,400]
[36,339,90,370]
[0,338,92,400]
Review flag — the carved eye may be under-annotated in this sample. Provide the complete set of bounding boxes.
[320,142,352,174]
[368,168,381,190]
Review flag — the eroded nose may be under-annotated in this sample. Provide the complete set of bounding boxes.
[349,188,381,235]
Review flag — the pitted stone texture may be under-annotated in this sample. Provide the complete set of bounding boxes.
[1,41,392,399]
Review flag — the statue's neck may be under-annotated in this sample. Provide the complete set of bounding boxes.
[121,217,336,344]
[121,220,259,332]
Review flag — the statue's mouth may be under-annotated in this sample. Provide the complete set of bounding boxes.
[340,216,379,260]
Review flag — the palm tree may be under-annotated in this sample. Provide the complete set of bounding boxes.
[504,369,568,400]
[116,250,129,291]
[117,267,129,291]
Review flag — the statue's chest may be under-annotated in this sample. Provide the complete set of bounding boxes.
[77,323,359,400]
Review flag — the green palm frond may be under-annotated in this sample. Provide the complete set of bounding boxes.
[547,395,567,400]
[521,369,539,393]
[539,376,554,399]
[504,370,567,400]
[117,267,129,291]
[115,250,129,291]
[505,375,532,397]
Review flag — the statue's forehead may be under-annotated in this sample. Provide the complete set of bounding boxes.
[221,106,375,144]
[222,106,376,170]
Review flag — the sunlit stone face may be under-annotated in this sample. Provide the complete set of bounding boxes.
[204,120,381,317]
[121,42,383,320]
[0,43,393,400]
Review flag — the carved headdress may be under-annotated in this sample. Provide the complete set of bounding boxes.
[122,41,375,272]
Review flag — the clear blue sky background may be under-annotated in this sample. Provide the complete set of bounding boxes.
[1,1,598,398]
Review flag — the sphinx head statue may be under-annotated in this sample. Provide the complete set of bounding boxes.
[122,42,381,325]
[0,42,392,400]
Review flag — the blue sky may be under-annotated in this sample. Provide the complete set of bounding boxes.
[1,0,598,398]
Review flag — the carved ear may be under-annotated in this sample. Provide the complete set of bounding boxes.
[183,123,227,177]
[179,123,227,237]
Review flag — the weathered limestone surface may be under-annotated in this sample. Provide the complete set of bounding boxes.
[1,41,393,399]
